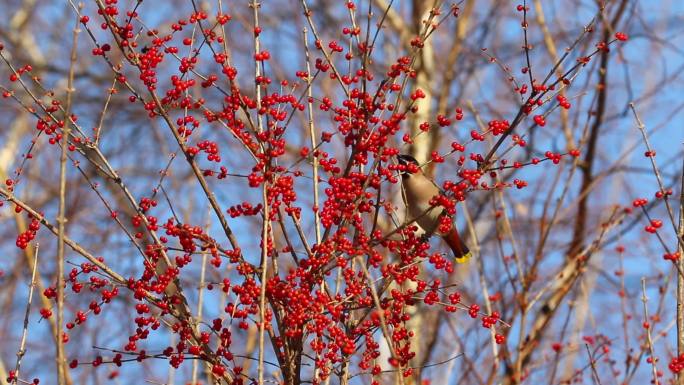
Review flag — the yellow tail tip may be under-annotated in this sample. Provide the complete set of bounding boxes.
[454,251,472,264]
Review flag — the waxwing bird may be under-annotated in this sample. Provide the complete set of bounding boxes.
[397,154,471,263]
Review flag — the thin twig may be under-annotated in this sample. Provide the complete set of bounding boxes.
[462,204,501,374]
[303,27,321,245]
[584,344,602,385]
[191,208,211,385]
[55,11,81,385]
[250,2,269,383]
[12,244,40,385]
[678,154,684,385]
[641,278,660,385]
[630,102,684,251]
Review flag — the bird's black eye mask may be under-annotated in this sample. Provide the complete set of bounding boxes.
[396,154,420,176]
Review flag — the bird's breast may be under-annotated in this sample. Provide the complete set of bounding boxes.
[403,179,443,235]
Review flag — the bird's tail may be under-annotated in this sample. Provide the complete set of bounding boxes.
[443,227,471,263]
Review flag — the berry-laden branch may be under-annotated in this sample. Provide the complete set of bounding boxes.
[0,1,679,385]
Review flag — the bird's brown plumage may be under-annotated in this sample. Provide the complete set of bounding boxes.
[398,154,471,262]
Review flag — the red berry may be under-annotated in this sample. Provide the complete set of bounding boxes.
[615,32,628,41]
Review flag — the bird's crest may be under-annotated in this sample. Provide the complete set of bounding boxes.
[397,154,418,166]
[397,154,420,177]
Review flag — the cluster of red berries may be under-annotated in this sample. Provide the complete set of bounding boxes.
[644,219,663,234]
[513,179,528,189]
[227,202,263,218]
[632,198,648,207]
[544,151,563,164]
[6,371,40,385]
[15,214,40,249]
[488,119,510,135]
[669,354,684,373]
[655,189,673,199]
[7,64,32,82]
[481,311,500,328]
[196,140,221,162]
[556,94,571,109]
[470,129,485,141]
